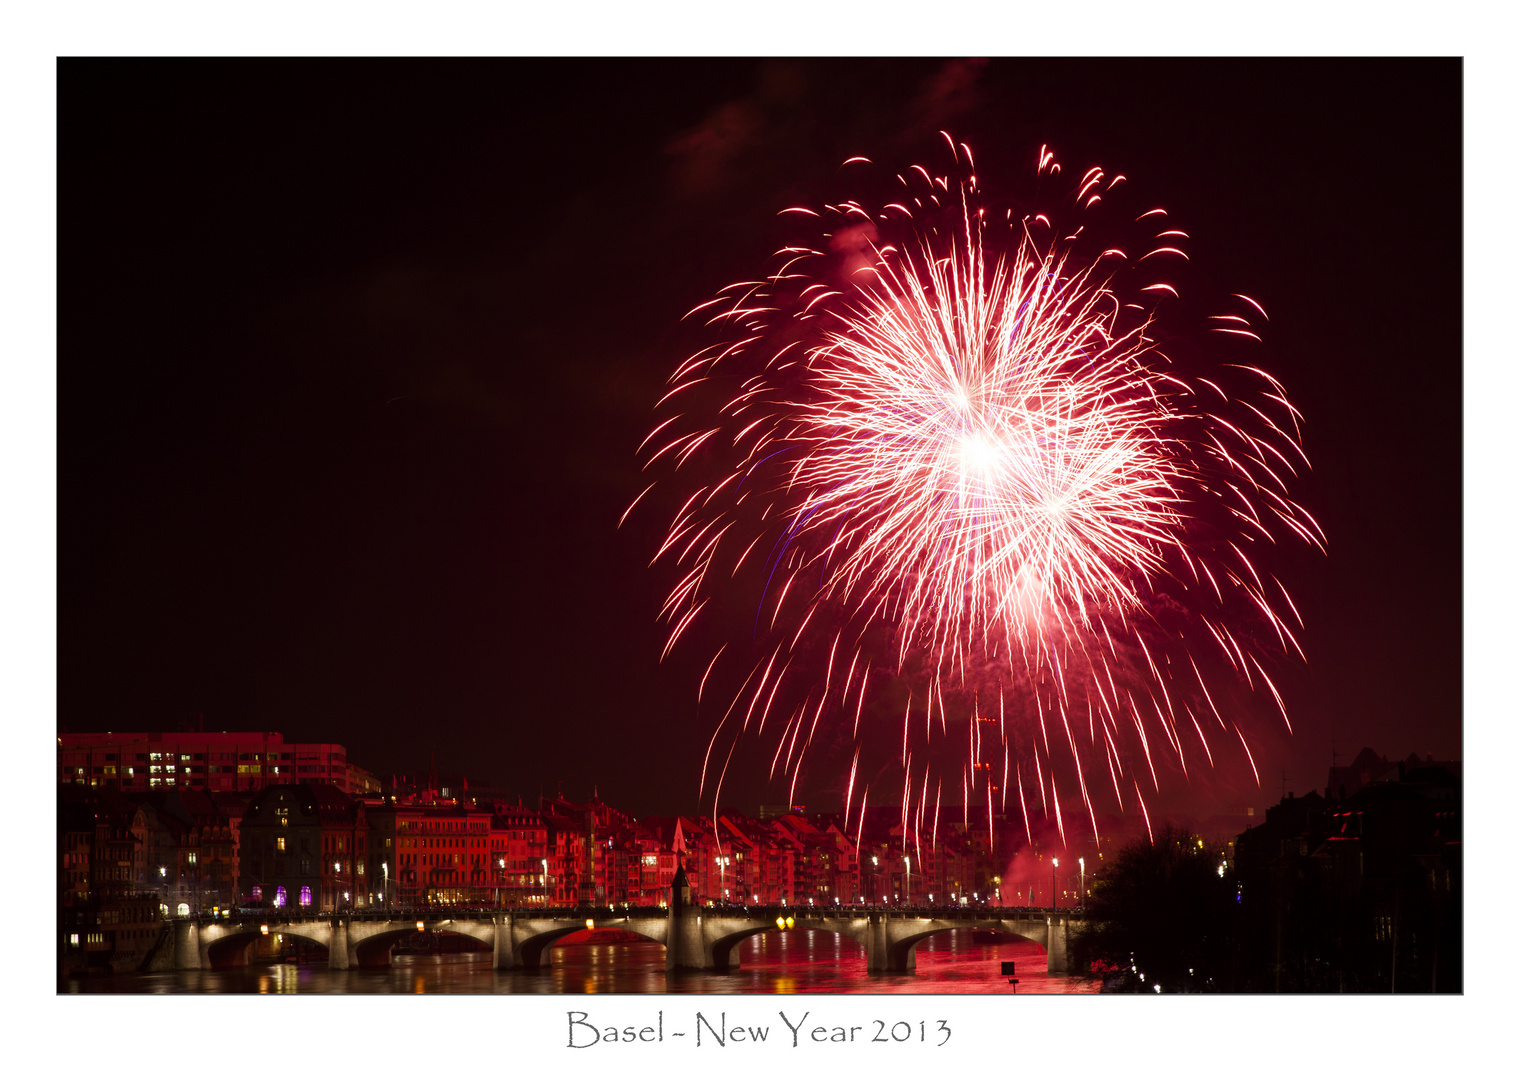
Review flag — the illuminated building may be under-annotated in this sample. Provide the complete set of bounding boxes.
[237,783,368,911]
[57,731,379,795]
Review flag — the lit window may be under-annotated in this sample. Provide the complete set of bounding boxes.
[277,837,286,852]
[274,886,287,908]
[69,934,79,946]
[299,886,312,907]
[251,886,262,901]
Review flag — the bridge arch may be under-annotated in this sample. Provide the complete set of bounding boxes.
[203,925,330,969]
[518,926,590,969]
[707,925,772,971]
[884,923,1044,973]
[542,926,667,966]
[350,927,417,968]
[347,919,494,967]
[716,923,871,972]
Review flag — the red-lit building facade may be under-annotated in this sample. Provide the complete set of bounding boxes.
[58,731,380,796]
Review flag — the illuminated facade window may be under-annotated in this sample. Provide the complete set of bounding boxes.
[274,886,287,908]
[299,886,312,906]
[277,837,286,852]
[251,886,262,901]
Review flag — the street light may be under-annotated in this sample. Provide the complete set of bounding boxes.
[1078,857,1085,907]
[903,856,911,904]
[1051,857,1059,909]
[541,858,549,906]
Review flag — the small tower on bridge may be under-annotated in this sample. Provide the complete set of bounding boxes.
[669,861,692,911]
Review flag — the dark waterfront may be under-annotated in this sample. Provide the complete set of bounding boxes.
[62,928,1095,994]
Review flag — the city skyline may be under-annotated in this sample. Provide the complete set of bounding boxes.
[60,58,1460,829]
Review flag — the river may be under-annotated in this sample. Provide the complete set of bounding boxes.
[60,927,1097,994]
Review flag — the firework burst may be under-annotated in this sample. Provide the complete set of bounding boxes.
[632,137,1323,850]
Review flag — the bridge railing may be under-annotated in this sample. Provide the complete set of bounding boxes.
[195,902,1083,925]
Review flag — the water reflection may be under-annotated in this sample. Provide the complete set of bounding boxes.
[62,929,1096,995]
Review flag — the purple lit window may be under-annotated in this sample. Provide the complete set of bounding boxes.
[251,886,262,901]
[274,886,287,908]
[299,886,312,907]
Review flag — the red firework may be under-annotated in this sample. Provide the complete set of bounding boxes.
[632,137,1323,849]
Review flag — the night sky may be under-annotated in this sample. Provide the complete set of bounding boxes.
[60,59,1462,821]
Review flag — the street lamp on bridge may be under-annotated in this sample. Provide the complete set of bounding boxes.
[1051,858,1058,908]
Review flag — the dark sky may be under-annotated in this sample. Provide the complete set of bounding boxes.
[60,59,1461,821]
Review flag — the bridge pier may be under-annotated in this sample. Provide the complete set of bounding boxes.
[1046,914,1069,974]
[493,914,519,970]
[665,905,707,971]
[329,918,350,970]
[865,916,887,974]
[173,917,203,971]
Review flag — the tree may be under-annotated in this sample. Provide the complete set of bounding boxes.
[1069,824,1240,992]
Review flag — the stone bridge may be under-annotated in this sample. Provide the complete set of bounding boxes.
[153,906,1084,976]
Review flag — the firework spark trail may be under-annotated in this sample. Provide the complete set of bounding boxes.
[636,138,1321,849]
